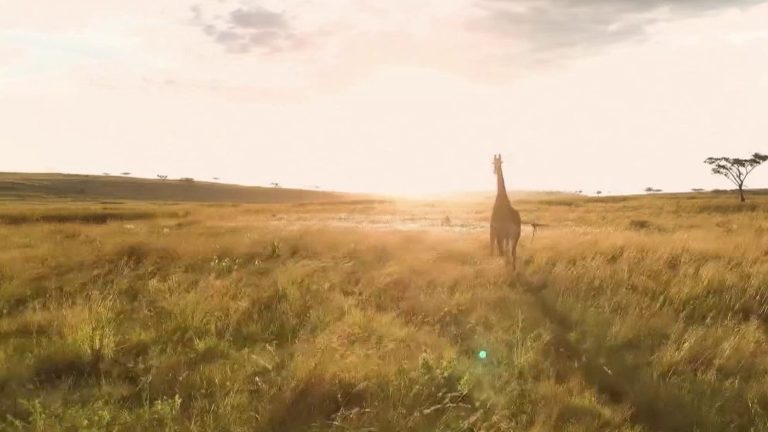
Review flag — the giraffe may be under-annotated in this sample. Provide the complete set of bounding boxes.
[490,154,522,269]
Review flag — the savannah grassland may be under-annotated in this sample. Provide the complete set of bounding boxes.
[1,192,768,431]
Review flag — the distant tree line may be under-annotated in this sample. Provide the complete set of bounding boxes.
[93,152,766,203]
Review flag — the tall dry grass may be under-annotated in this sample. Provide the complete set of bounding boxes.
[0,193,767,431]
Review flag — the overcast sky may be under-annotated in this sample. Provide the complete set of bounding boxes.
[2,0,768,195]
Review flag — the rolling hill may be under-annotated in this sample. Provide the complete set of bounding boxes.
[0,173,358,203]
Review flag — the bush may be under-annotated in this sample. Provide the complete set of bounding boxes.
[629,219,652,230]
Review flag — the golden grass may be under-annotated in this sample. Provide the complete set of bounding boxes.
[0,192,767,431]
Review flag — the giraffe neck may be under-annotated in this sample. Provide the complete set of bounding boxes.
[496,168,508,201]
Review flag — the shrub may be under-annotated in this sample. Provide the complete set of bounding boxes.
[629,219,652,230]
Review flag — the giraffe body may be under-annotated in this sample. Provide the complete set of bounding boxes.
[490,154,522,268]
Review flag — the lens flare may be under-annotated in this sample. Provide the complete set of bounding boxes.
[478,350,487,360]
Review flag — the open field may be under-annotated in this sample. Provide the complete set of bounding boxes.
[1,191,768,431]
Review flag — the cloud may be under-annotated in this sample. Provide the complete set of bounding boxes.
[182,0,768,91]
[229,7,287,29]
[468,0,767,57]
[191,3,306,54]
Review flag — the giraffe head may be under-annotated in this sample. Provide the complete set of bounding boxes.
[493,154,503,175]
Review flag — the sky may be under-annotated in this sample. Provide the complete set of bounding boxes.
[2,0,768,196]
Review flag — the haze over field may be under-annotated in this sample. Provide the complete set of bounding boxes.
[2,0,767,195]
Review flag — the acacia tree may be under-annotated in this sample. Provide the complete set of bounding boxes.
[704,153,768,202]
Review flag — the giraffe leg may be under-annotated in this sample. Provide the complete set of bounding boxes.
[509,236,519,271]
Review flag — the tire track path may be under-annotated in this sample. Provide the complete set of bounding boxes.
[518,275,701,432]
